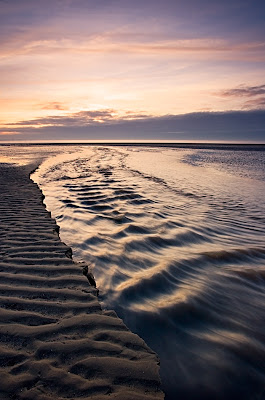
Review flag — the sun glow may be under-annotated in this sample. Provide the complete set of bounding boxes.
[0,1,264,141]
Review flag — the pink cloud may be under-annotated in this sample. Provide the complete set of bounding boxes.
[39,102,68,110]
[0,130,20,135]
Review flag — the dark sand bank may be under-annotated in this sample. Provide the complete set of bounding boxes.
[0,162,163,400]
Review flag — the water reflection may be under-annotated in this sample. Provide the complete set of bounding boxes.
[32,146,265,400]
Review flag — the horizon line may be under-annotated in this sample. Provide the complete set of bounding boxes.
[1,139,265,146]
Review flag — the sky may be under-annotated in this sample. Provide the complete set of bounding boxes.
[0,0,265,142]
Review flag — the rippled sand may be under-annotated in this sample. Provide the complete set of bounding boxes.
[0,157,163,399]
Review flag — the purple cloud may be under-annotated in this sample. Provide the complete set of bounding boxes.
[8,109,152,128]
[1,110,264,142]
[243,97,265,109]
[218,84,265,98]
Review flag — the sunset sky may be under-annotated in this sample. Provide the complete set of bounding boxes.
[1,0,265,141]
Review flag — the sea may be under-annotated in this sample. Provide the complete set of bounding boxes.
[2,143,265,399]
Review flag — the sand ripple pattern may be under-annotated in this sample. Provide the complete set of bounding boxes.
[0,163,163,400]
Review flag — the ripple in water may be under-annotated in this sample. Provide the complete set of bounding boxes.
[33,146,265,400]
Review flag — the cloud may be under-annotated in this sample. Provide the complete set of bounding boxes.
[215,84,265,110]
[7,109,151,128]
[218,84,265,98]
[1,36,265,62]
[243,97,265,110]
[0,130,20,135]
[1,110,264,142]
[39,102,68,111]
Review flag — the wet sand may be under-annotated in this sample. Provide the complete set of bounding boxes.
[0,162,163,400]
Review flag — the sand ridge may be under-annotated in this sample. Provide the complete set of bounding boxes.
[0,163,163,400]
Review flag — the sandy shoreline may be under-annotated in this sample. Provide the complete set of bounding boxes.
[0,162,163,399]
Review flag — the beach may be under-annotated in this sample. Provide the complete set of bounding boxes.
[1,144,265,400]
[0,159,163,399]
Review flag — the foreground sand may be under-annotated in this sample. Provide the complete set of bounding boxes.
[0,162,163,400]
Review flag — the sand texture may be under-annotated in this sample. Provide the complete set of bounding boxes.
[0,163,163,400]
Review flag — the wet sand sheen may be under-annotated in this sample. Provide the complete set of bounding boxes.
[0,163,163,399]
